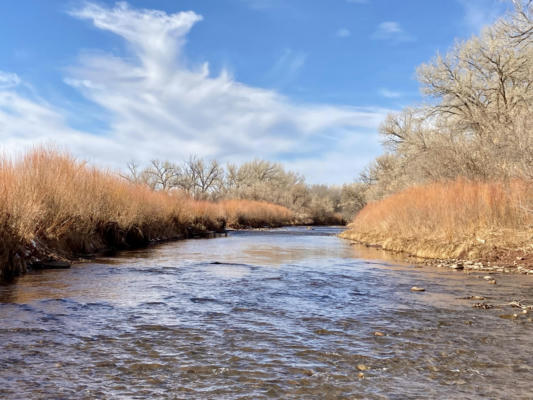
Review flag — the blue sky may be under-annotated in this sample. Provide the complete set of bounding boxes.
[0,0,510,183]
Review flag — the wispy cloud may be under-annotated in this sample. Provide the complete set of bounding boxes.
[266,48,307,87]
[456,0,509,33]
[379,88,402,99]
[0,2,391,183]
[336,28,351,38]
[240,0,281,10]
[372,21,415,43]
[0,71,21,89]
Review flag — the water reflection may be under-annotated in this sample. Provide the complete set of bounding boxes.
[0,227,532,399]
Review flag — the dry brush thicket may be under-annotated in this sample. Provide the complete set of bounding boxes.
[124,158,361,225]
[0,149,294,279]
[343,1,533,263]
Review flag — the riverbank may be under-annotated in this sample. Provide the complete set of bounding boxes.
[0,149,294,280]
[340,179,533,274]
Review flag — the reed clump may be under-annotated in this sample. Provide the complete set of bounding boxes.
[341,179,533,261]
[0,148,294,279]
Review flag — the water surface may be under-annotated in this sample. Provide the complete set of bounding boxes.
[1,227,532,399]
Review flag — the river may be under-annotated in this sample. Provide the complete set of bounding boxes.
[0,227,532,399]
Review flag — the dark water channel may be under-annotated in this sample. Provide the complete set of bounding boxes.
[1,227,532,399]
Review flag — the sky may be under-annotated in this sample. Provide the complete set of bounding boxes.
[0,0,511,184]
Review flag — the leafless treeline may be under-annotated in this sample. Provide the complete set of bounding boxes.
[361,0,533,202]
[122,158,363,223]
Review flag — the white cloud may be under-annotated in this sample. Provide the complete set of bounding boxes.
[379,88,402,98]
[336,28,351,38]
[0,71,21,89]
[372,21,415,43]
[1,2,391,184]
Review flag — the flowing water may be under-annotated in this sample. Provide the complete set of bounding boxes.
[1,227,532,399]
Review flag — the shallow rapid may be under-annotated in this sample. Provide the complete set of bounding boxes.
[1,227,532,399]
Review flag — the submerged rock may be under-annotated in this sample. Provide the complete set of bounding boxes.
[499,314,519,320]
[411,286,425,292]
[472,303,494,309]
[462,295,486,300]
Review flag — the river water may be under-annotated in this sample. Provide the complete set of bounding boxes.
[0,227,532,399]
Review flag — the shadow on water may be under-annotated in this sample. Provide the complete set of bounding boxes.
[0,226,532,399]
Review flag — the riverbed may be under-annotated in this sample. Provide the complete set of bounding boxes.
[1,227,532,399]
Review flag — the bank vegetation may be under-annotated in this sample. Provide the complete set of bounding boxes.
[342,0,533,265]
[0,149,294,279]
[122,157,362,225]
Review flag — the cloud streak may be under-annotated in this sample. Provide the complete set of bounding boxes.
[379,88,402,98]
[336,28,351,38]
[0,71,21,89]
[372,21,415,43]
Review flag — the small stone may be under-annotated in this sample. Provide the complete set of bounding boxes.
[357,364,368,371]
[487,279,497,284]
[411,286,425,292]
[374,331,385,337]
[499,314,518,320]
[358,372,365,379]
[483,275,493,280]
[450,264,464,270]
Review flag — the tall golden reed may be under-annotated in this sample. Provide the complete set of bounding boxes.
[341,179,533,260]
[0,148,294,278]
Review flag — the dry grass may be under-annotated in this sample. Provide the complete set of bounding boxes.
[341,179,533,261]
[0,148,294,278]
[220,199,294,228]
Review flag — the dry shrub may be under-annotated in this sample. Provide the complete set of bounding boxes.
[342,179,533,259]
[220,199,294,228]
[0,148,293,278]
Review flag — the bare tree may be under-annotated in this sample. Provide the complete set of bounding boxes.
[180,156,224,199]
[120,160,142,184]
[505,0,533,44]
[145,160,181,191]
[366,1,533,200]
